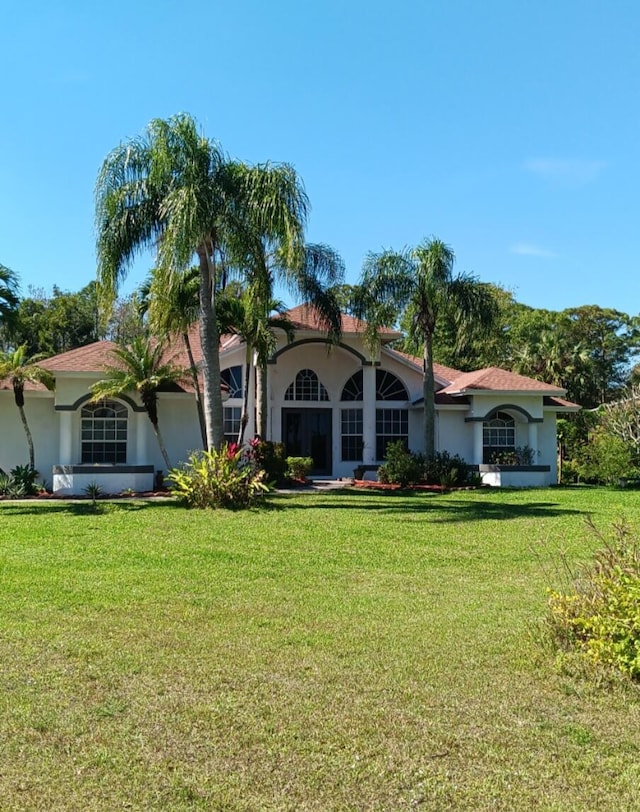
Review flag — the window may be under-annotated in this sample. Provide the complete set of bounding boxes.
[284,369,329,401]
[81,400,127,463]
[223,406,241,444]
[221,366,243,399]
[341,370,363,401]
[341,408,363,461]
[376,370,408,401]
[376,408,408,460]
[483,411,516,463]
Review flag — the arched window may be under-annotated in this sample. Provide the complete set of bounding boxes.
[81,400,128,463]
[483,411,516,463]
[341,370,363,401]
[285,369,329,401]
[221,365,243,399]
[376,370,408,400]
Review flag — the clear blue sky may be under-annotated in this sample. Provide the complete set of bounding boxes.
[1,0,638,315]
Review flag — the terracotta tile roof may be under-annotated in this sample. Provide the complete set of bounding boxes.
[39,341,120,372]
[285,304,402,341]
[544,395,581,410]
[384,347,463,385]
[441,367,566,395]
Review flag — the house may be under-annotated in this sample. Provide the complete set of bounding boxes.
[0,305,579,494]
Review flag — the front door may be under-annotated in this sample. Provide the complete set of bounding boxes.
[282,409,332,476]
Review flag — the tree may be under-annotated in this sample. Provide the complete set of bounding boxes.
[564,306,639,406]
[598,385,640,460]
[354,237,497,459]
[139,266,207,447]
[6,283,100,356]
[228,241,344,437]
[0,345,55,469]
[90,336,186,470]
[0,263,20,331]
[217,288,295,444]
[95,114,307,450]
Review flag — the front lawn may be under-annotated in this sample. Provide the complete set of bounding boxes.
[1,487,639,810]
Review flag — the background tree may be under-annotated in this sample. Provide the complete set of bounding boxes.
[90,336,186,470]
[354,237,497,460]
[5,283,99,356]
[0,345,55,469]
[95,113,308,450]
[0,263,20,336]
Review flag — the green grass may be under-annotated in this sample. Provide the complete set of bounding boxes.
[1,487,639,810]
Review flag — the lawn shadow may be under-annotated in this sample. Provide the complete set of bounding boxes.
[272,487,587,523]
[0,498,180,517]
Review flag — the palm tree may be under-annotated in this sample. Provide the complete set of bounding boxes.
[228,240,345,437]
[354,237,497,460]
[217,288,296,444]
[90,336,187,470]
[95,114,307,450]
[0,345,55,469]
[0,263,19,328]
[139,266,207,448]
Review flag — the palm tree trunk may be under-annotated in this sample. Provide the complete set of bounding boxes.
[182,331,207,449]
[257,362,268,439]
[197,247,224,449]
[149,417,172,470]
[18,404,35,469]
[237,343,252,445]
[423,336,436,460]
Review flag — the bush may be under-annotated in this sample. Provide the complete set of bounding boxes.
[423,451,470,486]
[168,443,268,509]
[252,440,288,486]
[285,456,313,482]
[546,519,640,681]
[377,441,423,487]
[0,465,40,498]
[576,429,638,485]
[377,443,472,488]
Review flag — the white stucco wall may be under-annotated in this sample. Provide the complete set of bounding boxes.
[0,393,57,486]
[435,409,474,461]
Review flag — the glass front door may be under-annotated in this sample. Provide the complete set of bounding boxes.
[282,409,333,476]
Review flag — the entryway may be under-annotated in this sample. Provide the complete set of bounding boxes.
[282,408,332,476]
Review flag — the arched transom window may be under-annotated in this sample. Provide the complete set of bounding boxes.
[376,370,408,401]
[483,411,516,463]
[221,365,243,399]
[341,370,363,401]
[285,369,329,401]
[81,400,128,463]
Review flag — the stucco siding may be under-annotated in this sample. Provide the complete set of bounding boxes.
[436,410,474,461]
[0,393,57,484]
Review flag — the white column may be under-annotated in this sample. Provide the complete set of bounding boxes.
[473,421,484,465]
[362,364,377,464]
[59,411,73,464]
[528,423,538,460]
[136,412,147,464]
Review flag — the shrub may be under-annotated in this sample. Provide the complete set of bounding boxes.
[546,519,640,681]
[252,440,288,486]
[559,458,580,485]
[489,446,537,466]
[0,465,39,498]
[10,464,40,495]
[576,429,638,485]
[168,443,268,509]
[377,441,423,487]
[286,456,313,482]
[423,451,469,486]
